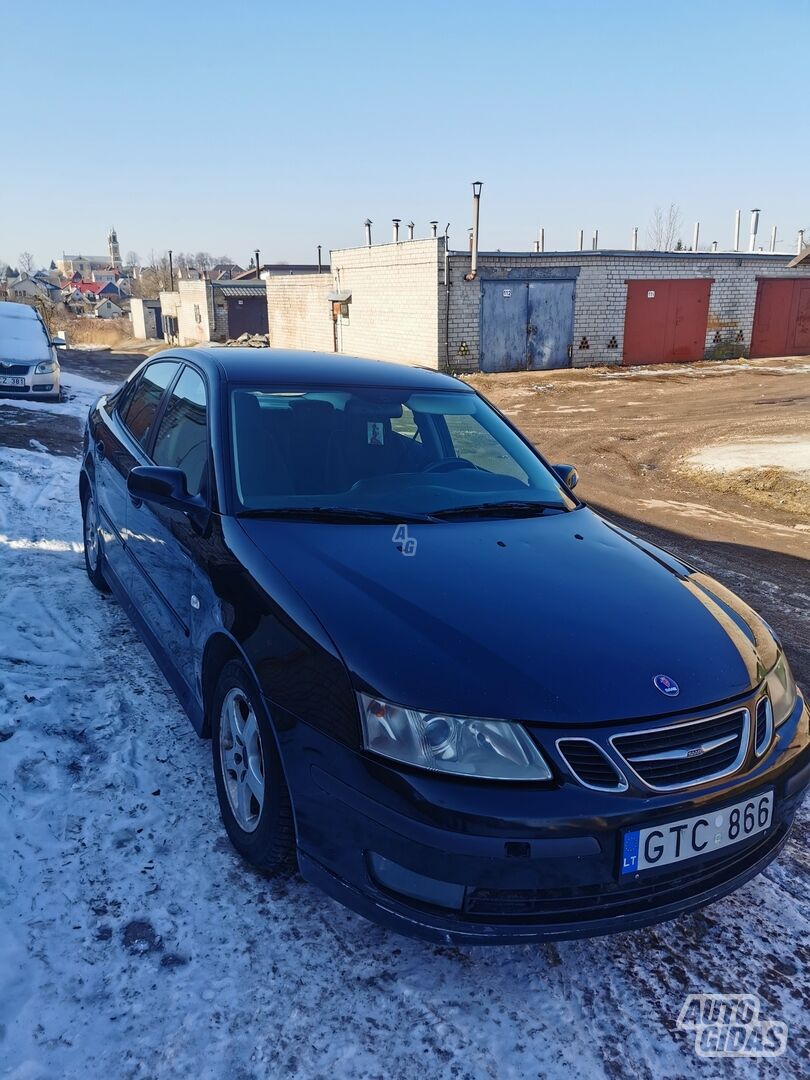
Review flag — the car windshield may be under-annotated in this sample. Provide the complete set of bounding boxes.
[229,386,575,517]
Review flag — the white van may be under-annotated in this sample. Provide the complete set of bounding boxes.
[0,301,62,400]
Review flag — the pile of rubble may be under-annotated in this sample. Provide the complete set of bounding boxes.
[224,332,270,348]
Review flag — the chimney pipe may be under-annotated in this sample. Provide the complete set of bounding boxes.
[577,229,584,251]
[770,225,777,253]
[465,181,482,281]
[538,227,544,253]
[430,221,438,238]
[392,218,401,243]
[711,240,718,252]
[468,227,474,253]
[734,209,741,252]
[533,239,540,253]
[631,227,638,251]
[364,219,373,246]
[317,244,323,273]
[592,229,598,251]
[254,249,261,278]
[693,222,700,252]
[799,229,806,254]
[407,221,414,241]
[749,209,760,252]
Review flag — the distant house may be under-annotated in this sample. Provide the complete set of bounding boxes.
[64,288,96,316]
[8,275,51,303]
[210,263,244,281]
[94,297,124,318]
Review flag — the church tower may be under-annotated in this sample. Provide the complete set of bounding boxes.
[107,226,121,269]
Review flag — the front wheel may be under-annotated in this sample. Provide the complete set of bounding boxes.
[211,660,294,872]
[82,490,109,593]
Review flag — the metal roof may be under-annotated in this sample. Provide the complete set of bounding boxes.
[214,283,267,298]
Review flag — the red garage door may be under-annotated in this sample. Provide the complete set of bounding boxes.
[623,279,712,365]
[750,279,810,358]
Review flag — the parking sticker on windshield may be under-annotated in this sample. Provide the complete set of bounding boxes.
[367,421,384,446]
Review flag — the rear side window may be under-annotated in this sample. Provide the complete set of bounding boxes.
[152,367,208,496]
[120,361,180,449]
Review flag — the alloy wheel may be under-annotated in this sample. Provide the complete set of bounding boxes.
[219,687,265,832]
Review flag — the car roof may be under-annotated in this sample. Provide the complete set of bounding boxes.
[0,301,41,322]
[152,348,472,391]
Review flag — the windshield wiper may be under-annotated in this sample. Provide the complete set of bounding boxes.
[236,506,434,523]
[429,500,567,520]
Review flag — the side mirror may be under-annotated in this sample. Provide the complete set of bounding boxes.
[51,336,67,348]
[127,466,208,526]
[553,463,579,490]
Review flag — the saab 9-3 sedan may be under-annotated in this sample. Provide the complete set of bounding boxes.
[79,348,809,944]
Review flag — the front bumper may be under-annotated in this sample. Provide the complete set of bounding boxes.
[274,694,810,945]
[0,365,61,399]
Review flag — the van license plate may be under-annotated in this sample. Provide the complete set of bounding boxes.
[621,790,773,875]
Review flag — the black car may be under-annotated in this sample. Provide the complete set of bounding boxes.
[80,348,810,944]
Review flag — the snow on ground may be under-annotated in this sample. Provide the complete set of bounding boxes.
[687,436,810,481]
[1,432,809,1079]
[0,371,115,421]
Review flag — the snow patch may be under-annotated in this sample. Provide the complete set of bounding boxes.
[686,436,810,480]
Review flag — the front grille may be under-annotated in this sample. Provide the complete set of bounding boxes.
[557,738,626,790]
[462,824,785,921]
[755,697,773,756]
[0,363,31,375]
[611,709,749,791]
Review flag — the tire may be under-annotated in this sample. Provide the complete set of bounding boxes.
[211,659,295,872]
[82,489,109,593]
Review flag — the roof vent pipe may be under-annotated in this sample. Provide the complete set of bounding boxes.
[364,219,373,246]
[770,225,777,253]
[430,221,438,238]
[577,229,584,251]
[592,229,598,251]
[407,221,414,240]
[538,227,545,253]
[631,227,638,251]
[317,244,323,273]
[711,240,718,252]
[693,222,700,252]
[533,239,540,253]
[749,209,760,252]
[734,209,741,252]
[799,229,806,254]
[464,181,483,280]
[392,219,401,243]
[468,227,474,252]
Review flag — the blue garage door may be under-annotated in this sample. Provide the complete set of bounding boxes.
[480,279,575,372]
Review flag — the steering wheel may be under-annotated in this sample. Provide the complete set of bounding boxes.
[421,456,477,473]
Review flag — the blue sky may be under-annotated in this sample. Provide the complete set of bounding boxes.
[2,0,808,267]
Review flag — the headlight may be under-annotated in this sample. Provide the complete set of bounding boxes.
[35,360,56,374]
[766,653,797,727]
[358,694,552,781]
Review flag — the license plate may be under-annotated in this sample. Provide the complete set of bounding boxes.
[0,375,25,387]
[621,790,773,875]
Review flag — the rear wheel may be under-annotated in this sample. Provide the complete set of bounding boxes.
[82,490,109,593]
[211,660,294,871]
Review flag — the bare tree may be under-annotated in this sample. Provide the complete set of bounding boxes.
[647,204,682,251]
[19,251,35,274]
[194,251,214,272]
[130,250,175,299]
[125,250,139,268]
[0,259,8,279]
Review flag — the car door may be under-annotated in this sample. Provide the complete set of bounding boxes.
[125,364,209,695]
[94,360,181,592]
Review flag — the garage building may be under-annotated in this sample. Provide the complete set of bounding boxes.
[265,238,810,371]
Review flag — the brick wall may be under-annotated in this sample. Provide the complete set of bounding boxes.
[266,275,335,352]
[445,251,810,371]
[175,280,214,345]
[330,238,443,367]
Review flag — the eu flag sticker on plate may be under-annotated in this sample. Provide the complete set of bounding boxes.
[621,829,640,875]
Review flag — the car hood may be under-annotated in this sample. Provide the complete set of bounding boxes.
[238,508,777,726]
